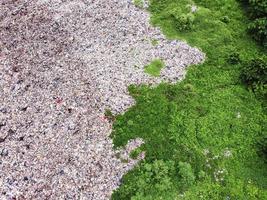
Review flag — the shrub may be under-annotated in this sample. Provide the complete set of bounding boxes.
[227,52,241,65]
[240,56,267,98]
[238,0,267,18]
[171,9,195,31]
[239,0,267,47]
[178,162,196,190]
[257,136,267,162]
[241,56,267,86]
[112,160,177,199]
[247,0,266,19]
[175,13,195,31]
[248,17,267,47]
[166,6,195,32]
[220,15,230,24]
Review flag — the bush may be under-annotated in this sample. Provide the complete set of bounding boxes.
[241,56,267,86]
[238,0,267,18]
[257,136,267,162]
[166,6,195,31]
[227,52,241,65]
[220,15,231,24]
[170,11,195,32]
[239,0,267,47]
[248,17,267,47]
[178,162,196,190]
[112,160,177,199]
[247,0,266,19]
[175,13,195,31]
[240,56,267,98]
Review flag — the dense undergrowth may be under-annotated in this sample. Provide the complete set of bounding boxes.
[111,0,267,199]
[238,0,267,49]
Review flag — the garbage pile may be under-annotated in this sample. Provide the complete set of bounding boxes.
[0,0,204,199]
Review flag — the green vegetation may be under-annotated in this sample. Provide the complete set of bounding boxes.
[163,1,195,31]
[257,136,267,162]
[130,146,144,159]
[134,0,144,8]
[112,0,267,199]
[144,59,165,77]
[238,0,267,48]
[241,55,267,101]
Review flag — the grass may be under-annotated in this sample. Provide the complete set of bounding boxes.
[144,59,165,77]
[111,0,267,199]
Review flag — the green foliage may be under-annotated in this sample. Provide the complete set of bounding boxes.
[112,0,267,199]
[134,0,144,8]
[227,52,241,65]
[241,56,267,86]
[130,146,143,159]
[158,1,195,31]
[257,136,267,162]
[112,160,178,200]
[220,15,231,24]
[240,0,267,19]
[144,59,165,77]
[248,17,267,47]
[178,162,196,190]
[241,55,267,98]
[173,12,195,31]
[239,0,267,48]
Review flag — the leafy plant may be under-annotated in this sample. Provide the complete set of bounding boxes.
[130,146,143,159]
[256,136,267,162]
[227,52,241,65]
[144,59,165,77]
[239,0,267,48]
[240,55,267,98]
[175,13,195,31]
[178,162,196,190]
[167,6,195,31]
[248,17,267,47]
[112,160,177,199]
[220,15,231,24]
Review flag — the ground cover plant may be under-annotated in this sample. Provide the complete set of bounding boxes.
[144,59,165,77]
[112,0,267,199]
